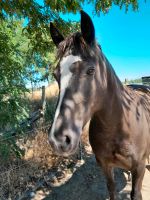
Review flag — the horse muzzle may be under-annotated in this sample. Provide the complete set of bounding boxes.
[48,130,80,157]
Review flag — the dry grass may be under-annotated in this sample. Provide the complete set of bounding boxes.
[24,130,61,168]
[0,159,39,199]
[0,125,90,200]
[27,82,59,102]
[25,82,59,112]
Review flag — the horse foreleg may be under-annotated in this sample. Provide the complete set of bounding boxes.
[131,162,145,200]
[102,165,116,200]
[96,158,116,200]
[103,165,116,200]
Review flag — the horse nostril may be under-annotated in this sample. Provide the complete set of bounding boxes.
[65,135,71,145]
[59,135,71,153]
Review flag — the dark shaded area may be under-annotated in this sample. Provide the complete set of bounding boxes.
[44,155,130,200]
[142,76,150,86]
[127,84,150,93]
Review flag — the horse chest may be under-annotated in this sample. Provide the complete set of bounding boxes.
[89,128,134,170]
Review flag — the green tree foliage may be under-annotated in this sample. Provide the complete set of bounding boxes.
[0,0,139,55]
[94,0,138,14]
[0,18,29,129]
[0,0,139,19]
[0,19,29,159]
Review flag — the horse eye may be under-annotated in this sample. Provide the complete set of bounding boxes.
[87,67,95,75]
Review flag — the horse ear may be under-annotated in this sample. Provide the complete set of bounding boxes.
[80,10,95,45]
[50,22,64,47]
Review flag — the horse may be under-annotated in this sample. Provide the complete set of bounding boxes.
[48,10,150,200]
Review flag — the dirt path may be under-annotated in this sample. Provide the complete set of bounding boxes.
[33,154,150,200]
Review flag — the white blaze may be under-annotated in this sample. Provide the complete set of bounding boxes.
[50,55,82,138]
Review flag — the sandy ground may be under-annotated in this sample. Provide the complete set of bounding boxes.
[32,154,150,200]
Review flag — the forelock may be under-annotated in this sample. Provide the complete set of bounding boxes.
[57,32,98,59]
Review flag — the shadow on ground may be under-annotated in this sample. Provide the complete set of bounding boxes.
[44,155,130,200]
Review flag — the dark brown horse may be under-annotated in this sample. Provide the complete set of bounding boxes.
[48,11,150,200]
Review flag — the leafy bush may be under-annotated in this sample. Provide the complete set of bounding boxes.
[0,18,30,159]
[0,18,30,130]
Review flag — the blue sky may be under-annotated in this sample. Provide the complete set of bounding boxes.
[38,0,150,81]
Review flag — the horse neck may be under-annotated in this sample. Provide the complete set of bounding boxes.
[95,53,123,126]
